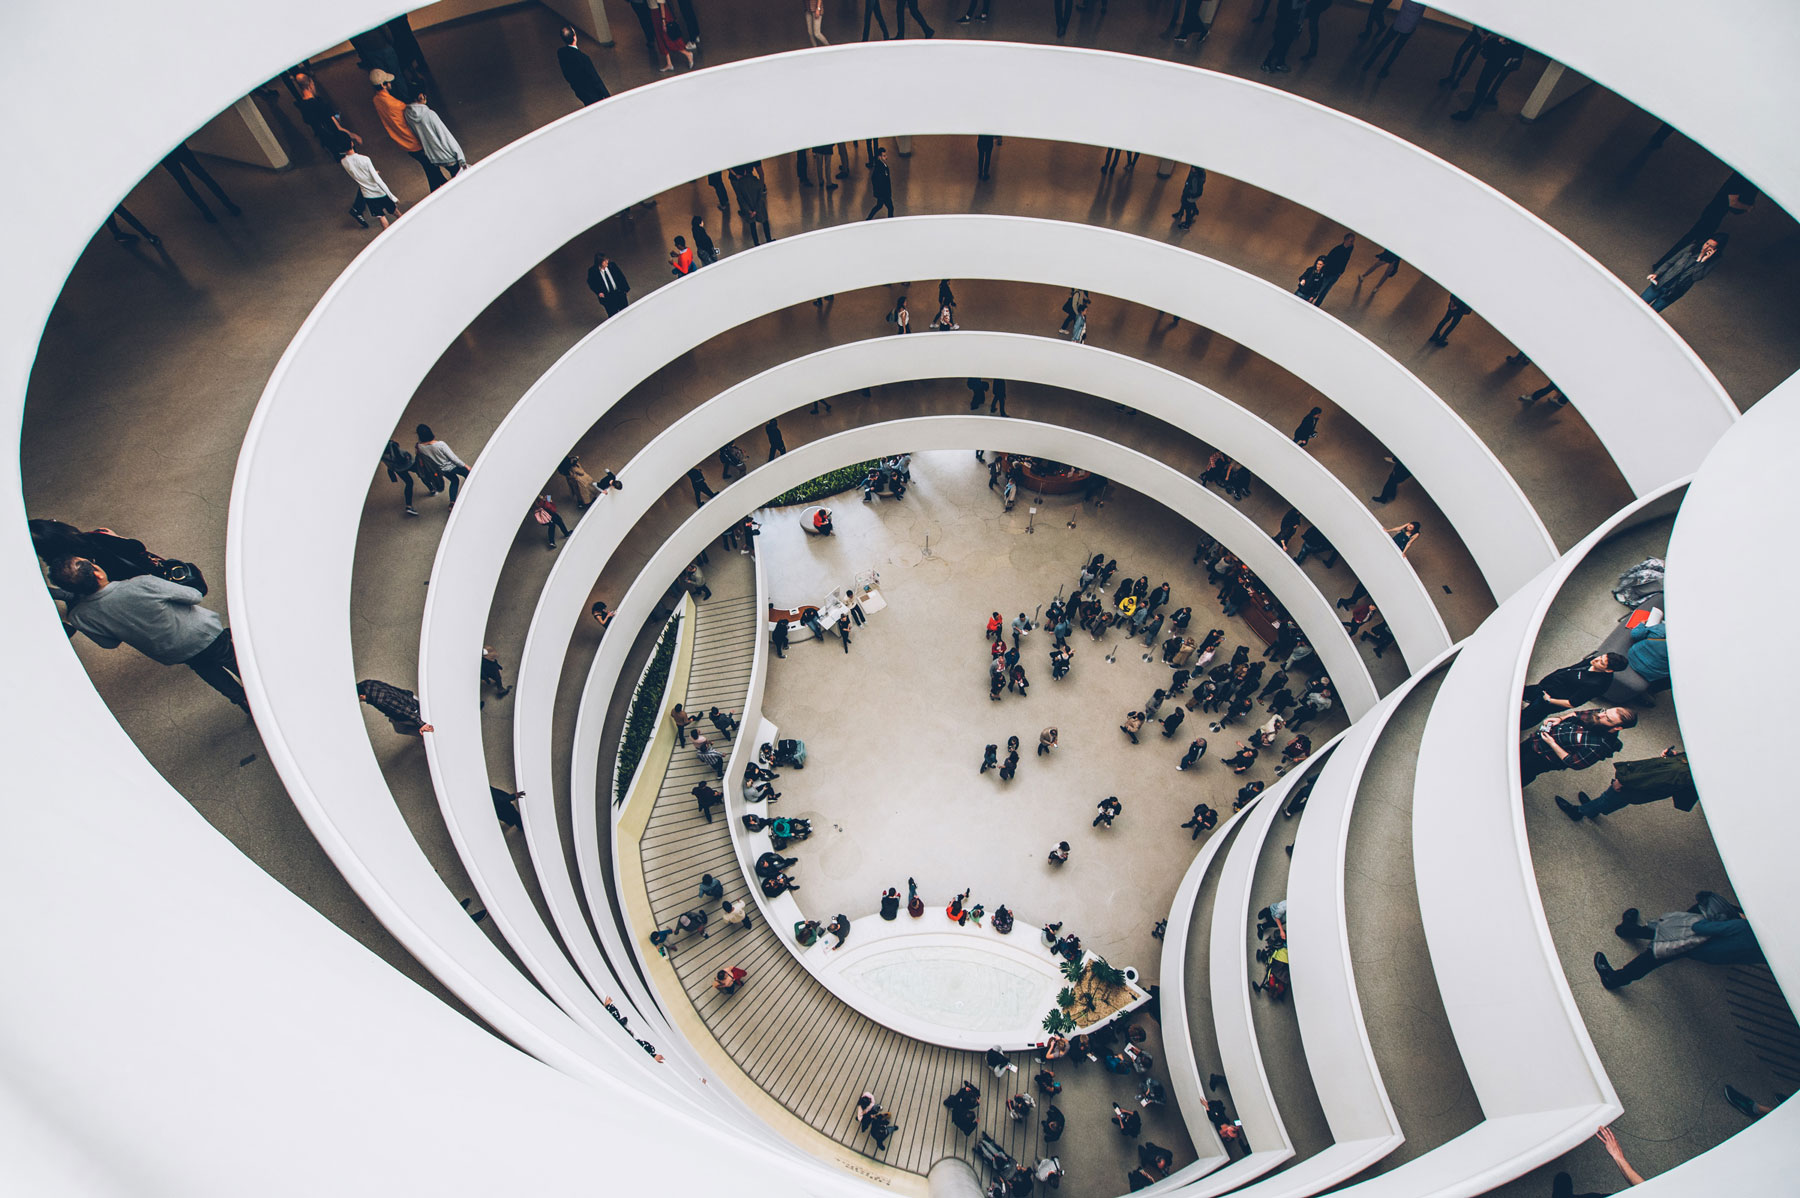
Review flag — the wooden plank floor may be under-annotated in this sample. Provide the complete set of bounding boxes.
[637,588,1044,1178]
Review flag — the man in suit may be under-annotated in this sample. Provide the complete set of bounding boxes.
[588,254,630,316]
[865,147,895,220]
[556,26,611,107]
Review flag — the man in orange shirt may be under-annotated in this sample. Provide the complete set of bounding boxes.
[369,68,448,191]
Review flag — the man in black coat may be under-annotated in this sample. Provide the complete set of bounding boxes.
[587,254,630,316]
[865,147,895,220]
[557,26,610,107]
[1312,233,1355,305]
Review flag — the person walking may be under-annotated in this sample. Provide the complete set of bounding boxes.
[893,0,934,39]
[414,424,470,505]
[1554,746,1696,821]
[1312,233,1355,305]
[1359,247,1402,293]
[865,146,895,220]
[55,557,250,712]
[1093,796,1123,828]
[1641,235,1728,312]
[1438,25,1486,88]
[557,25,612,105]
[532,494,571,549]
[836,612,853,653]
[646,0,696,72]
[804,0,828,45]
[588,253,631,316]
[404,91,466,181]
[766,418,787,459]
[1298,0,1334,61]
[357,678,434,737]
[1371,456,1410,504]
[1292,407,1322,447]
[687,467,716,506]
[368,69,448,191]
[339,144,400,229]
[381,439,432,515]
[861,0,891,40]
[1429,295,1471,345]
[1171,0,1212,44]
[1172,166,1206,228]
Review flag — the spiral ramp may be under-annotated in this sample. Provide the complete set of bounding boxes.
[5,3,1797,1196]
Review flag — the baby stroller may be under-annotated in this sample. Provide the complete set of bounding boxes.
[763,739,807,769]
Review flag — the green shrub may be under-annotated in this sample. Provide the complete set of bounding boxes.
[769,460,883,507]
[614,611,683,806]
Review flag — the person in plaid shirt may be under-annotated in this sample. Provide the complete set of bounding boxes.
[1519,706,1636,785]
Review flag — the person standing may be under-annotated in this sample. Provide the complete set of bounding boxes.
[1451,35,1524,121]
[766,418,787,459]
[836,613,853,653]
[1053,0,1075,36]
[1172,166,1206,229]
[1292,407,1322,447]
[1519,707,1636,786]
[339,144,400,229]
[356,678,434,736]
[55,558,249,712]
[1641,236,1728,312]
[550,29,609,103]
[865,147,895,220]
[1360,0,1423,75]
[991,378,1008,417]
[586,253,630,314]
[738,166,773,245]
[1261,0,1303,72]
[804,0,828,45]
[690,215,719,265]
[976,133,995,180]
[1298,0,1334,61]
[414,425,471,505]
[1438,25,1487,89]
[1313,233,1355,305]
[1171,0,1211,44]
[1429,295,1471,345]
[368,69,448,191]
[1038,727,1059,756]
[404,91,467,181]
[158,143,242,222]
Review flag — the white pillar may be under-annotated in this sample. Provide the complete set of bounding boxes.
[1519,60,1591,122]
[186,95,290,170]
[541,0,614,47]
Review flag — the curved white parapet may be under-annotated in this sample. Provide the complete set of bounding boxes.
[1404,485,1695,1190]
[1243,653,1464,1198]
[443,330,1446,1066]
[1665,374,1800,1005]
[562,415,1380,993]
[1188,760,1329,1195]
[1437,0,1800,215]
[1159,805,1256,1186]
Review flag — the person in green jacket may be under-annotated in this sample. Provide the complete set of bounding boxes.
[1555,746,1694,821]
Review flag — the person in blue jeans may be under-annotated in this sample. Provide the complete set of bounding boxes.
[1641,235,1727,312]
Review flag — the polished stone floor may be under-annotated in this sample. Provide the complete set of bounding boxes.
[761,452,1344,969]
[17,0,1797,1185]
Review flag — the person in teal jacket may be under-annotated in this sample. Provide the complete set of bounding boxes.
[1628,622,1670,687]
